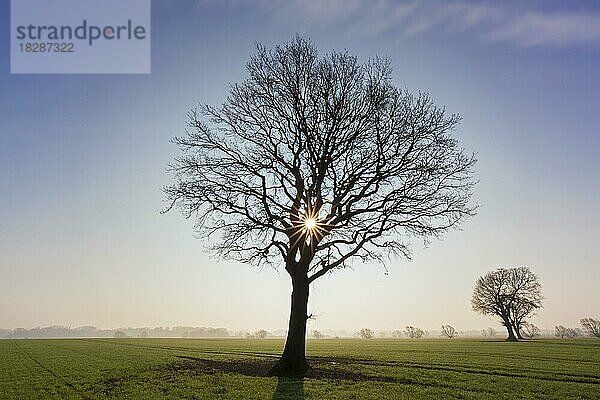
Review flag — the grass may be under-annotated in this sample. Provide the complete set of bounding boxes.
[0,338,598,399]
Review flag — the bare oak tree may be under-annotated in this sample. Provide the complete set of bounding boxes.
[581,318,600,338]
[565,327,584,338]
[164,36,477,377]
[471,267,543,341]
[311,330,324,339]
[405,326,425,338]
[554,325,568,338]
[255,329,268,339]
[441,325,457,338]
[521,322,540,339]
[357,328,374,339]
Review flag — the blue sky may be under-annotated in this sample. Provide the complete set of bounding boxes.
[1,0,599,332]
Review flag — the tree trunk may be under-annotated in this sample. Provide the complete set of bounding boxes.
[268,275,310,377]
[503,319,518,341]
[514,324,524,340]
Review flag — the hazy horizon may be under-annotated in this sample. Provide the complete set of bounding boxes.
[0,324,567,335]
[1,1,599,333]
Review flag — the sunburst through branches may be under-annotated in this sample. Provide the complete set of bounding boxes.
[304,217,317,231]
[288,208,327,250]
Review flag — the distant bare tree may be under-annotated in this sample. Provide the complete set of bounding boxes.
[441,325,457,338]
[391,330,403,338]
[113,331,127,338]
[255,329,269,339]
[554,325,568,338]
[521,322,540,339]
[164,36,477,377]
[138,330,149,338]
[311,330,324,339]
[481,327,498,337]
[471,267,543,341]
[566,328,584,338]
[404,326,424,339]
[581,318,600,338]
[554,325,582,338]
[357,328,374,339]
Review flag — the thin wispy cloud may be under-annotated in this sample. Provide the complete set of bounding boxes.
[486,12,600,47]
[202,0,600,48]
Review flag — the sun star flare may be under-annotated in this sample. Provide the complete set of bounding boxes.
[304,217,317,231]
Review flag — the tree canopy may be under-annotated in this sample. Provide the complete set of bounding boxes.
[471,266,543,341]
[165,36,477,280]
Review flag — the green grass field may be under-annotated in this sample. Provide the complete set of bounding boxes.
[1,338,598,399]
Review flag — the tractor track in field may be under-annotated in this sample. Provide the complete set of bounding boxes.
[309,356,600,385]
[4,339,599,399]
[78,338,281,359]
[78,339,600,385]
[16,347,93,400]
[164,355,498,396]
[78,338,599,367]
[359,346,600,366]
[81,340,496,395]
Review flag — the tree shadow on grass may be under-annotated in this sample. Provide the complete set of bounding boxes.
[170,355,401,383]
[271,377,304,400]
[156,355,510,397]
[166,356,306,399]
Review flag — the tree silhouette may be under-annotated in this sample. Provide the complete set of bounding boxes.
[581,318,600,338]
[521,322,540,339]
[311,330,324,339]
[404,326,425,338]
[441,325,457,338]
[558,327,583,338]
[255,329,268,339]
[165,36,477,377]
[471,267,543,341]
[113,331,127,338]
[555,325,568,338]
[357,328,374,339]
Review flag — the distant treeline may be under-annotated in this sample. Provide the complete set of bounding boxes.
[2,325,595,339]
[0,326,231,339]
